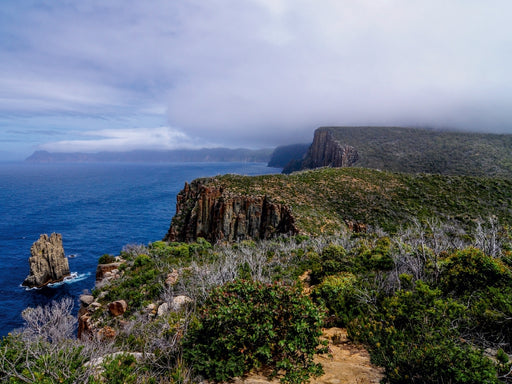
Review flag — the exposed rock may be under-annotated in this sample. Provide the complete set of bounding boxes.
[96,262,122,281]
[157,296,193,316]
[346,221,367,233]
[97,326,116,340]
[283,128,359,173]
[22,233,70,288]
[79,294,95,306]
[170,295,193,311]
[77,313,92,339]
[164,181,298,243]
[146,303,157,316]
[165,268,179,286]
[108,300,127,316]
[157,302,169,317]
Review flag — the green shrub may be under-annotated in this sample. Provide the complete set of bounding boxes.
[98,254,116,264]
[310,244,348,283]
[441,247,512,295]
[312,273,360,326]
[467,285,512,347]
[354,237,394,272]
[133,254,152,268]
[189,237,213,254]
[349,281,498,383]
[183,279,326,384]
[90,353,138,384]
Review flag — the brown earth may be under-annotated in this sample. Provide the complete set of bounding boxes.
[229,328,384,384]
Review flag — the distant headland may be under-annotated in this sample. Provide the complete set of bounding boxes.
[25,147,274,163]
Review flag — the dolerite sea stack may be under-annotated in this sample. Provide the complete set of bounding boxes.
[22,233,70,288]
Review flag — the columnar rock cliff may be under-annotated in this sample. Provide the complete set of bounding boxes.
[164,180,298,243]
[283,128,358,173]
[303,128,359,168]
[22,233,70,288]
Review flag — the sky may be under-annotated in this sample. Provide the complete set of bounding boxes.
[1,1,511,160]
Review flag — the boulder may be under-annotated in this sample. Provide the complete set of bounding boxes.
[108,300,127,316]
[78,313,92,339]
[158,296,193,316]
[171,295,193,311]
[157,302,169,317]
[22,233,70,288]
[80,294,95,306]
[97,326,116,340]
[165,268,179,286]
[96,262,122,281]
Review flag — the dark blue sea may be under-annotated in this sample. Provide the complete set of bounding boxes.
[0,162,280,336]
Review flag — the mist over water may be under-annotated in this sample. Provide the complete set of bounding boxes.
[0,162,280,336]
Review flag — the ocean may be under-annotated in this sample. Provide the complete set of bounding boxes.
[0,162,280,336]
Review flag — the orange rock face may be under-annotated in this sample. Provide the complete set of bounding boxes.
[96,262,121,281]
[108,300,127,316]
[164,182,298,243]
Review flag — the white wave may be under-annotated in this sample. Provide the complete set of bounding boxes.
[21,272,91,290]
[47,272,91,287]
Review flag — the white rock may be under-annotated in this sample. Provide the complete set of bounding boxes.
[157,302,169,317]
[171,295,193,311]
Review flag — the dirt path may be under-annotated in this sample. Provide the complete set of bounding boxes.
[231,328,384,384]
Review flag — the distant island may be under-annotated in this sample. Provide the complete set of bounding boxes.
[25,148,274,163]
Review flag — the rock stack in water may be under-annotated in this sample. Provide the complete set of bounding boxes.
[22,233,70,288]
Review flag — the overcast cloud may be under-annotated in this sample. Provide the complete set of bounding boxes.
[1,0,511,159]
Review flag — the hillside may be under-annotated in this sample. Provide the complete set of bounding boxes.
[5,167,512,383]
[284,126,512,177]
[165,167,512,241]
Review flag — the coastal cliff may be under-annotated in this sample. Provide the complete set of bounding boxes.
[283,126,512,177]
[283,128,359,173]
[300,128,359,170]
[164,179,298,243]
[163,167,512,241]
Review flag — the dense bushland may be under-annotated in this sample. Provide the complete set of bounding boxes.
[322,126,512,178]
[2,218,512,382]
[196,167,512,234]
[183,280,326,383]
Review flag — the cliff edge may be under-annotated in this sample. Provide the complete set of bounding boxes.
[163,167,512,241]
[300,128,359,170]
[164,179,298,243]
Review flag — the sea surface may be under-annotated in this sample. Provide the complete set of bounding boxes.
[0,162,280,336]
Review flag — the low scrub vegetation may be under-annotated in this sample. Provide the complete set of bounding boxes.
[324,126,512,178]
[2,217,512,382]
[183,279,326,383]
[200,167,512,235]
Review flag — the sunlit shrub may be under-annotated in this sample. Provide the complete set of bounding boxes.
[441,247,512,295]
[348,281,498,383]
[183,279,326,384]
[312,272,360,326]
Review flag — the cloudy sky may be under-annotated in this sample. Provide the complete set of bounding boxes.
[1,0,511,160]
